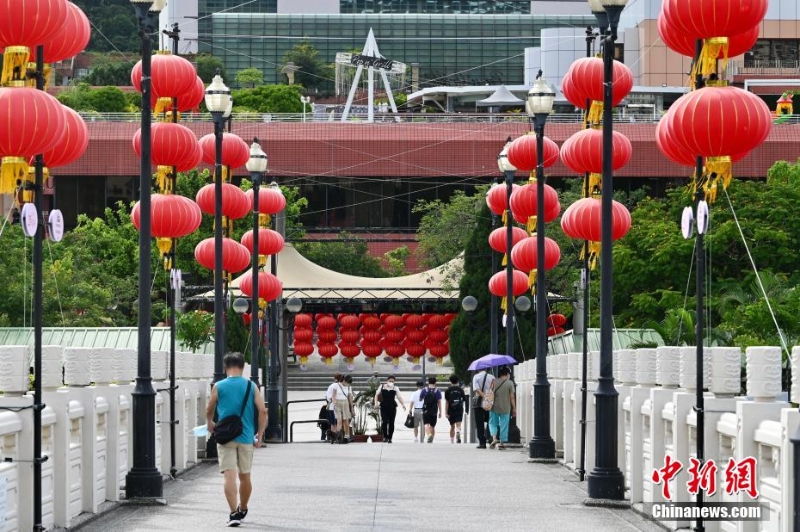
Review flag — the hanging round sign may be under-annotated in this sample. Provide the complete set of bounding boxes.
[48,209,64,242]
[680,206,694,240]
[696,201,709,235]
[21,203,38,238]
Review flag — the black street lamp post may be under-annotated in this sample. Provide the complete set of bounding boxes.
[528,73,556,460]
[586,0,627,501]
[126,0,166,501]
[245,139,268,388]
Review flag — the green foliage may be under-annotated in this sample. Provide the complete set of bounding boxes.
[226,304,250,359]
[295,233,389,277]
[57,83,130,112]
[72,0,139,53]
[83,62,134,86]
[195,54,228,84]
[232,84,305,114]
[176,311,214,353]
[384,246,410,277]
[414,188,485,269]
[235,68,264,88]
[280,41,333,91]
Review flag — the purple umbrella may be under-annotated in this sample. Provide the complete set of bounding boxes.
[467,353,518,371]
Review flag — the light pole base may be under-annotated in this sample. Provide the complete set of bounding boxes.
[528,437,556,459]
[124,467,163,500]
[586,468,625,500]
[264,425,283,443]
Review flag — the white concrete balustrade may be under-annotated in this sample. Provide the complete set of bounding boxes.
[0,346,216,531]
[516,345,800,531]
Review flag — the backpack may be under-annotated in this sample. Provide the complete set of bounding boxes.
[422,387,438,414]
[448,386,464,410]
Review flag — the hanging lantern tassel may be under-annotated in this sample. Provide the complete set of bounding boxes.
[588,173,602,195]
[528,269,536,290]
[501,210,508,225]
[501,253,508,267]
[157,237,173,270]
[259,213,271,228]
[528,171,536,184]
[222,166,230,182]
[588,100,603,126]
[2,47,30,85]
[324,357,333,366]
[154,97,173,117]
[500,297,507,312]
[526,215,537,235]
[587,240,601,270]
[696,37,729,80]
[1,157,28,195]
[706,155,732,193]
[156,166,173,194]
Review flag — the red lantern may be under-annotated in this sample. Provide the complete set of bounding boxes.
[194,237,251,273]
[0,0,68,49]
[429,344,449,358]
[340,330,360,344]
[195,183,251,220]
[42,2,90,63]
[0,88,65,158]
[133,122,201,171]
[560,198,631,242]
[339,343,360,358]
[407,343,426,358]
[246,187,286,215]
[131,53,197,100]
[405,314,426,328]
[362,316,381,330]
[428,315,449,329]
[385,330,404,344]
[362,330,381,343]
[384,344,404,358]
[668,86,772,160]
[339,315,361,329]
[383,315,405,329]
[656,116,696,168]
[510,236,562,272]
[506,134,560,171]
[509,183,560,223]
[657,13,760,59]
[488,226,527,254]
[317,330,338,343]
[561,74,585,110]
[428,330,448,343]
[41,106,87,169]
[294,328,313,342]
[317,316,337,330]
[486,183,521,216]
[318,344,338,358]
[198,133,250,170]
[239,271,282,302]
[132,194,202,239]
[547,314,567,327]
[488,270,529,297]
[407,329,425,343]
[662,0,767,41]
[241,228,284,256]
[362,343,382,358]
[547,327,566,337]
[561,129,632,175]
[294,341,314,357]
[565,58,633,107]
[295,313,312,328]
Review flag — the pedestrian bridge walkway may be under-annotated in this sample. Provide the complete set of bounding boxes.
[78,441,662,532]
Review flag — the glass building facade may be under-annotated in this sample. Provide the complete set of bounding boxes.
[208,13,592,87]
[339,0,530,14]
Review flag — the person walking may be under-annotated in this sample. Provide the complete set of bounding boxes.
[408,380,425,443]
[489,367,516,450]
[471,367,495,449]
[325,373,343,442]
[367,371,381,390]
[420,376,443,443]
[444,374,466,444]
[374,375,406,443]
[206,353,267,527]
[331,374,353,443]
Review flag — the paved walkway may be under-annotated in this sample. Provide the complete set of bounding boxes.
[79,437,664,532]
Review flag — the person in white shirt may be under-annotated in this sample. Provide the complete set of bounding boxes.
[325,373,343,440]
[408,380,425,442]
[471,369,495,449]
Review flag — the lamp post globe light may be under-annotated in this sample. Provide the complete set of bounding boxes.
[245,139,268,387]
[126,0,166,501]
[586,0,628,501]
[527,74,557,460]
[461,295,478,314]
[205,72,232,386]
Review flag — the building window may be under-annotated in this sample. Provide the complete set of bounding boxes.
[747,39,799,67]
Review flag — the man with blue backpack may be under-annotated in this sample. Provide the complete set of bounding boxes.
[420,376,443,443]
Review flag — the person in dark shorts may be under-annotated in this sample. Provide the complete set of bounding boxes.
[374,375,406,443]
[420,376,443,443]
[444,374,466,444]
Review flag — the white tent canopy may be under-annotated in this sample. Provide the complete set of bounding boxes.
[205,244,461,302]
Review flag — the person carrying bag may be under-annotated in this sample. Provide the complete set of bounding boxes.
[214,381,253,445]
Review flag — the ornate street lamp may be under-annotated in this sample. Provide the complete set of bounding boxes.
[126,0,167,501]
[497,140,516,359]
[586,0,628,501]
[266,181,285,442]
[204,72,232,386]
[527,74,556,460]
[245,139,268,387]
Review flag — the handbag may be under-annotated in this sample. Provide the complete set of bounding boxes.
[214,381,253,445]
[483,380,505,411]
[404,413,415,429]
[473,373,489,409]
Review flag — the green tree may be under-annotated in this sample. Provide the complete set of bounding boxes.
[195,54,227,84]
[72,0,139,53]
[295,233,389,277]
[85,86,129,112]
[280,41,333,91]
[235,67,264,88]
[226,304,250,359]
[176,311,214,352]
[384,246,410,277]
[447,204,535,378]
[414,188,485,269]
[231,84,305,113]
[84,61,136,86]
